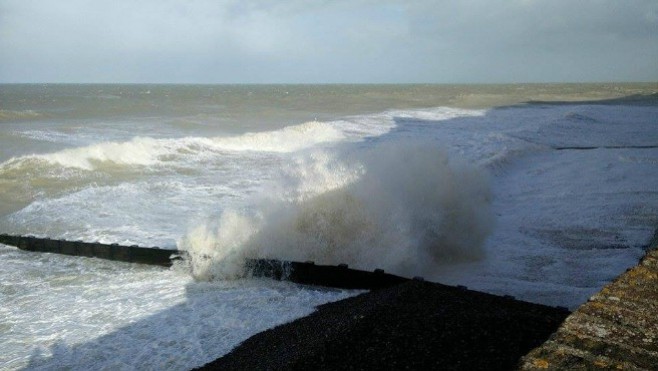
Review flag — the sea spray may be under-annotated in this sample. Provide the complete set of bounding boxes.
[180,140,493,280]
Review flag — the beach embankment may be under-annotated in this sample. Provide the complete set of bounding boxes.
[196,279,569,370]
[519,230,658,369]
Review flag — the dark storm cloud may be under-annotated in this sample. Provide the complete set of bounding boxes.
[0,0,656,83]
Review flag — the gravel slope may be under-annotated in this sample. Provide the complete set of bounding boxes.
[197,280,569,370]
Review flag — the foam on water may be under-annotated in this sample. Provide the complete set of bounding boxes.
[176,102,658,307]
[0,120,346,172]
[437,146,658,307]
[0,244,357,370]
[1,85,658,369]
[0,106,481,244]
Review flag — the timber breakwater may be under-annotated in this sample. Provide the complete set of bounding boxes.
[0,234,180,267]
[0,234,409,290]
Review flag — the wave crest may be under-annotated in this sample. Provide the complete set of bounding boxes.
[0,121,345,171]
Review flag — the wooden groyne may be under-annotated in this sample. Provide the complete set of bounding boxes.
[519,231,658,369]
[0,234,181,266]
[0,234,412,290]
[245,259,410,290]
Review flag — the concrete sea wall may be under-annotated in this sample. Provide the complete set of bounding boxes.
[519,230,658,369]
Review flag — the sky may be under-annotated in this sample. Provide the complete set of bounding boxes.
[0,0,656,84]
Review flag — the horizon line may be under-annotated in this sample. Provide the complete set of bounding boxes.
[1,81,657,86]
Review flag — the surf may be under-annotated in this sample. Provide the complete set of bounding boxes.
[180,140,494,281]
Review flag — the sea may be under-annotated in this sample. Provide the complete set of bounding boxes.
[1,83,657,369]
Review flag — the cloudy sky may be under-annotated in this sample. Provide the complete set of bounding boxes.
[1,0,656,83]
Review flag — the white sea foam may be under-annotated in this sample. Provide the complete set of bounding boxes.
[0,121,346,171]
[180,141,494,280]
[0,244,356,370]
[207,120,346,152]
[11,129,74,144]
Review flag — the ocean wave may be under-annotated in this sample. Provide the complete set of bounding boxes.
[0,109,42,121]
[180,141,493,280]
[0,121,346,171]
[207,120,345,152]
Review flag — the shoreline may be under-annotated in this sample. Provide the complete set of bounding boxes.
[1,229,656,369]
[199,229,658,370]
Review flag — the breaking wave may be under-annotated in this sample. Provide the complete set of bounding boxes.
[0,121,345,171]
[180,141,494,280]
